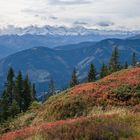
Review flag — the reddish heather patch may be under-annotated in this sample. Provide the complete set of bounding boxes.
[68,68,140,106]
[70,83,96,94]
[1,116,87,140]
[70,68,140,96]
[1,114,118,140]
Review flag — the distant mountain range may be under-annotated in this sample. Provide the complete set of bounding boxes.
[0,37,140,95]
[0,25,139,59]
[1,25,139,36]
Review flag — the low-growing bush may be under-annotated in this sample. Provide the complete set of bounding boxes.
[9,113,137,140]
[113,84,132,101]
[29,101,41,110]
[23,118,133,140]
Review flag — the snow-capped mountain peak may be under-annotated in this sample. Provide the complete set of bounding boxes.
[0,25,139,36]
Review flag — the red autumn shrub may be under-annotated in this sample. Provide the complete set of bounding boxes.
[2,114,133,140]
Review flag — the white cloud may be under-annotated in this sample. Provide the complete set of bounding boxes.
[49,0,91,5]
[0,0,140,30]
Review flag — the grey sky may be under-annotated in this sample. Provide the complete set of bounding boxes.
[0,0,140,30]
[49,0,91,5]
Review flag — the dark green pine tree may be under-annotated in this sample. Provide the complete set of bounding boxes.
[109,47,120,73]
[1,90,10,120]
[0,98,2,122]
[88,64,96,82]
[100,63,108,79]
[6,67,15,105]
[31,83,37,101]
[23,75,32,111]
[132,52,136,66]
[1,67,15,120]
[0,102,2,122]
[124,61,128,69]
[48,79,55,96]
[8,99,20,118]
[0,68,37,121]
[70,68,78,88]
[13,71,23,112]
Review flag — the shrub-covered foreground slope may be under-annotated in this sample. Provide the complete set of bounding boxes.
[2,112,140,140]
[1,68,140,140]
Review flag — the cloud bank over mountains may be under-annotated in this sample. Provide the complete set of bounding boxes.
[0,0,140,30]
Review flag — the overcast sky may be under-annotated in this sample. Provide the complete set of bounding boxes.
[0,0,140,30]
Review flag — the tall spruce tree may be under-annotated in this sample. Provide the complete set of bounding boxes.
[132,52,136,66]
[70,68,78,87]
[48,79,55,96]
[31,83,37,101]
[9,99,20,118]
[23,75,32,111]
[13,71,23,112]
[100,63,108,79]
[0,68,37,121]
[88,64,96,82]
[1,67,15,120]
[124,61,128,69]
[109,47,120,73]
[6,67,14,105]
[1,90,10,120]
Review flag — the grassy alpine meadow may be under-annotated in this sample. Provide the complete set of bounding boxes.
[1,68,140,140]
